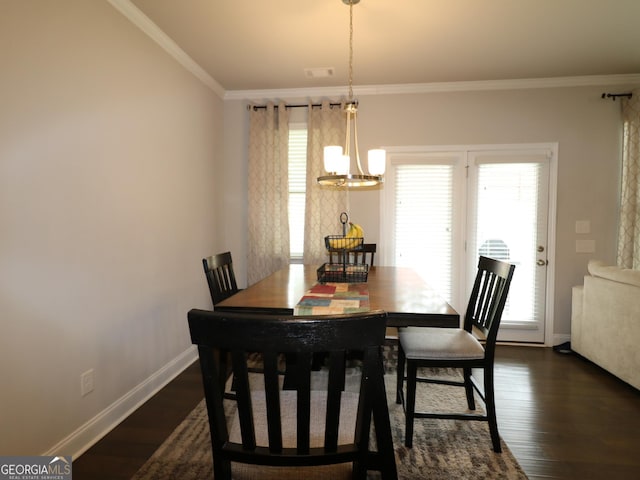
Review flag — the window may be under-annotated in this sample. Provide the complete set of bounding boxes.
[288,125,307,258]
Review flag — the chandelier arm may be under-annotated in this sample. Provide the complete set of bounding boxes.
[344,108,351,158]
[353,110,365,175]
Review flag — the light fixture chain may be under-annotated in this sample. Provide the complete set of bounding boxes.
[348,0,354,100]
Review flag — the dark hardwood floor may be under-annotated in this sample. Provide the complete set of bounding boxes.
[73,345,640,480]
[494,346,640,480]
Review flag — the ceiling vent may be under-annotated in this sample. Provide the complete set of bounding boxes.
[304,67,335,78]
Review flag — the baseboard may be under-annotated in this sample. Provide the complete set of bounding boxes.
[495,332,571,348]
[553,333,571,346]
[46,346,198,460]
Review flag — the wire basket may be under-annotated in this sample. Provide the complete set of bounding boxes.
[324,235,364,251]
[317,263,369,283]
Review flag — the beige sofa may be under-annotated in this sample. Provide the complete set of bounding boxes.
[571,260,640,390]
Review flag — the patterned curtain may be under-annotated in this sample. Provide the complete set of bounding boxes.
[303,101,348,264]
[617,90,640,269]
[247,103,290,284]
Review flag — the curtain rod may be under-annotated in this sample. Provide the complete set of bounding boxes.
[247,102,343,111]
[601,92,633,101]
[249,93,635,109]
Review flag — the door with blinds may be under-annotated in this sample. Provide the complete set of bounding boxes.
[466,151,551,343]
[382,145,555,344]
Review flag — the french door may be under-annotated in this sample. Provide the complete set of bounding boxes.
[382,145,555,344]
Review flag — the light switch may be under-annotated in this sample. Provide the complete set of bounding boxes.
[576,239,596,253]
[575,220,591,234]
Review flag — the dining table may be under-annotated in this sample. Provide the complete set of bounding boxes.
[215,264,460,328]
[213,264,459,477]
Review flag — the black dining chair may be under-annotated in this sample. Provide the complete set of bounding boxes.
[352,243,376,266]
[188,308,398,480]
[202,252,244,396]
[396,256,515,452]
[202,251,240,306]
[329,243,376,267]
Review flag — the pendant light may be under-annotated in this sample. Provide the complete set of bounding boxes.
[317,0,385,188]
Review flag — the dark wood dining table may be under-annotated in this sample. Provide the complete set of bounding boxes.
[215,264,460,328]
[214,264,458,477]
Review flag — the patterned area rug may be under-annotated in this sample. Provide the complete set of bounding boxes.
[132,352,528,480]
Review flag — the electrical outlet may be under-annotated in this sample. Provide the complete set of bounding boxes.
[575,220,591,234]
[81,369,95,397]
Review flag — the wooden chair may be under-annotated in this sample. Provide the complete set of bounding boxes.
[202,252,240,305]
[202,252,243,396]
[352,243,376,266]
[395,256,515,452]
[329,243,376,266]
[188,309,398,480]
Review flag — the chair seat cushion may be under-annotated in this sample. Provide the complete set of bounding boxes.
[399,327,485,360]
[228,390,358,480]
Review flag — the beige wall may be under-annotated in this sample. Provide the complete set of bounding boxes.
[1,0,633,458]
[0,1,222,455]
[223,85,628,342]
[358,87,623,341]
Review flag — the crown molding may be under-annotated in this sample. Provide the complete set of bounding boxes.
[107,0,225,98]
[106,1,639,103]
[224,74,640,102]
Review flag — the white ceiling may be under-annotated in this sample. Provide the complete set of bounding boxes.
[127,0,640,93]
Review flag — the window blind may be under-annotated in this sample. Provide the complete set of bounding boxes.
[288,127,308,258]
[473,161,544,323]
[394,164,454,302]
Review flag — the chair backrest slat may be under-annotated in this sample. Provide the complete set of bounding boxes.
[263,350,283,452]
[197,345,229,441]
[478,271,497,328]
[293,351,312,454]
[231,350,256,450]
[325,350,346,451]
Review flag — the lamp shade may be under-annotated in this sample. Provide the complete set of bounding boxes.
[324,146,343,173]
[368,149,386,175]
[336,155,349,175]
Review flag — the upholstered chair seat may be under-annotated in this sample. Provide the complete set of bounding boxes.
[399,327,485,361]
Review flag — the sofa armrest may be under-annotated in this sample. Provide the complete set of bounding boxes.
[588,260,640,287]
[571,285,584,351]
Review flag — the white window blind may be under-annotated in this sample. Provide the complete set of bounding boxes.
[288,126,307,258]
[394,163,455,302]
[471,160,545,324]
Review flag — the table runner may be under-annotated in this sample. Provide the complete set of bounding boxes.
[294,282,370,315]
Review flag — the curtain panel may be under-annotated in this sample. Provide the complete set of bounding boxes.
[617,90,640,269]
[304,101,348,264]
[247,102,290,285]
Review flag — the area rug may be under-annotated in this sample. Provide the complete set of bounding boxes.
[132,360,528,480]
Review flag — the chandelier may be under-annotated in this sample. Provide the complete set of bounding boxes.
[317,0,385,188]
